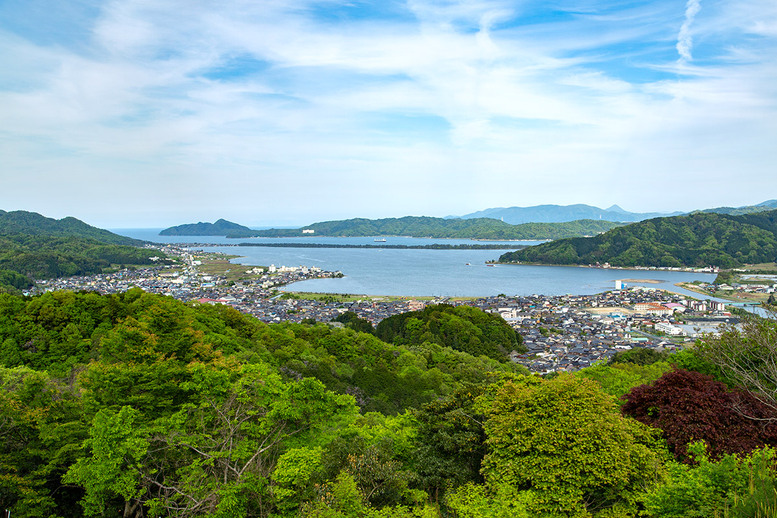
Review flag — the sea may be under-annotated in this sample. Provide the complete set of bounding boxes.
[114,229,722,300]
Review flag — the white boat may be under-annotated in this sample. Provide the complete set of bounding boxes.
[374,238,387,242]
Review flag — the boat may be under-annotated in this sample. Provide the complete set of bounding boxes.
[374,238,387,242]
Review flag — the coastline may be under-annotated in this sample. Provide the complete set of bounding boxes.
[494,261,718,275]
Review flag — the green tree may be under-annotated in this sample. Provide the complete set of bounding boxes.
[577,360,672,399]
[642,443,777,517]
[375,304,524,361]
[411,384,492,501]
[445,483,533,518]
[476,374,668,517]
[695,310,777,411]
[332,312,375,334]
[0,366,87,517]
[64,406,148,517]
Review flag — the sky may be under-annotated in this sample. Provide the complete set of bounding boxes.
[1,0,776,228]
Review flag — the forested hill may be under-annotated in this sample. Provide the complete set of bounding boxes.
[0,210,142,246]
[498,210,777,268]
[375,303,525,361]
[4,288,777,516]
[232,216,623,240]
[0,210,162,293]
[160,218,253,236]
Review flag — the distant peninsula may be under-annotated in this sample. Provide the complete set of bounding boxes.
[497,210,777,268]
[160,219,253,236]
[161,216,623,240]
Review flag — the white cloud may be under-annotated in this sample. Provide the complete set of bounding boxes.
[0,0,775,225]
[676,0,701,63]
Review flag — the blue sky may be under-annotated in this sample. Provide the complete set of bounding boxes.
[1,0,776,227]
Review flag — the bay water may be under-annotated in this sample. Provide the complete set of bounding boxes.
[115,229,718,299]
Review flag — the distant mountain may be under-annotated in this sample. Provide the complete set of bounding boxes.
[0,210,161,293]
[160,219,253,236]
[696,199,777,216]
[457,204,682,224]
[0,210,142,246]
[243,216,624,240]
[498,210,777,268]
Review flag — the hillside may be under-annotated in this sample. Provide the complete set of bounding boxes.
[0,210,163,293]
[498,210,777,268]
[457,203,681,224]
[375,303,525,361]
[160,218,253,236]
[241,216,623,240]
[0,210,142,246]
[3,289,776,517]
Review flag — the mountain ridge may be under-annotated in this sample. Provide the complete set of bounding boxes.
[0,210,161,293]
[0,210,143,246]
[498,210,777,268]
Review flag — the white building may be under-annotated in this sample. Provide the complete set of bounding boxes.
[655,322,685,336]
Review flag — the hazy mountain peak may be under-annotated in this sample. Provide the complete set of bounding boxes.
[458,204,679,224]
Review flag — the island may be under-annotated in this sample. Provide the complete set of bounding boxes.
[160,218,253,236]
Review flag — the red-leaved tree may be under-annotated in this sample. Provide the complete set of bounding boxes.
[621,369,777,461]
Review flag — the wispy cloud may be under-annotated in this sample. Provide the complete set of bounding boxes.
[0,0,775,226]
[676,0,701,63]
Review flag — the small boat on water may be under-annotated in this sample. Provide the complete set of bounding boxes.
[374,238,387,242]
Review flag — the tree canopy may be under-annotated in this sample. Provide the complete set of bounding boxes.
[499,210,777,267]
[4,287,777,517]
[375,304,524,362]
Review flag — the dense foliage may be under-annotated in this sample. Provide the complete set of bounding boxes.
[331,311,375,334]
[499,210,777,267]
[159,218,253,236]
[232,216,623,240]
[0,235,161,289]
[3,288,777,517]
[375,304,524,361]
[621,369,777,461]
[477,374,668,516]
[642,443,777,517]
[694,309,777,407]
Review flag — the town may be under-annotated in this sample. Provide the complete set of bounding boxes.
[35,245,746,374]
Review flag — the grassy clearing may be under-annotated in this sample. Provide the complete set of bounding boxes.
[190,253,267,283]
[737,262,777,273]
[677,282,770,304]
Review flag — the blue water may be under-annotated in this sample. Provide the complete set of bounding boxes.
[113,229,717,298]
[113,228,542,247]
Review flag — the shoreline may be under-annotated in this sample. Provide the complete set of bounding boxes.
[494,261,718,275]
